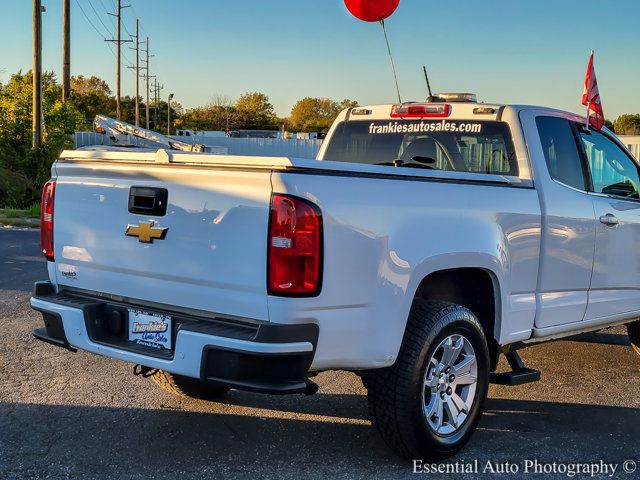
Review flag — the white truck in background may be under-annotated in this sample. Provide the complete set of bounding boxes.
[31,95,640,459]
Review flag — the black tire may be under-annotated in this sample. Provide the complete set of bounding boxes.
[627,321,640,356]
[151,370,230,400]
[364,300,490,460]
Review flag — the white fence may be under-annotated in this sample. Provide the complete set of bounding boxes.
[74,132,640,163]
[187,136,322,158]
[73,132,323,159]
[619,136,640,159]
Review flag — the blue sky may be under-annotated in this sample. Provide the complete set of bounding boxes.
[2,0,639,119]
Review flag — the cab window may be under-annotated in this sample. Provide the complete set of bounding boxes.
[323,120,518,176]
[535,117,587,191]
[578,129,640,199]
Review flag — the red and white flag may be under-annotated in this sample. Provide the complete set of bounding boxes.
[582,50,604,131]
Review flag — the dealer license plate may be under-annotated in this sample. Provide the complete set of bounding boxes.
[128,309,172,350]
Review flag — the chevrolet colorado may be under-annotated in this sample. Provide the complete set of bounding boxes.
[31,96,640,459]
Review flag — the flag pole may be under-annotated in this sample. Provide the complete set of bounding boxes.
[585,102,590,132]
[585,103,590,131]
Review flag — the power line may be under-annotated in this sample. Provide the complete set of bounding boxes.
[124,0,147,39]
[105,0,133,119]
[104,41,132,68]
[97,0,117,28]
[86,0,112,38]
[75,0,132,71]
[119,41,135,67]
[74,0,141,103]
[122,17,133,38]
[105,0,136,65]
[141,36,154,129]
[113,0,138,41]
[74,0,131,69]
[127,18,141,126]
[74,0,107,40]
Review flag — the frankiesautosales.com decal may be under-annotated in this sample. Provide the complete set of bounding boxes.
[369,120,482,134]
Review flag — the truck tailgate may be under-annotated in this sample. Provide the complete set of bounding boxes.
[52,161,272,321]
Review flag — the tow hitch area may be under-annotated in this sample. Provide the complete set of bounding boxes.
[133,364,157,378]
[133,364,320,395]
[490,347,541,386]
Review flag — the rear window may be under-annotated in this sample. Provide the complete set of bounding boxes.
[323,120,518,176]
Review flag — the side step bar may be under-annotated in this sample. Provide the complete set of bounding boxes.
[490,347,541,386]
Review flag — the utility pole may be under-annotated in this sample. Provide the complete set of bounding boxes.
[167,93,174,136]
[106,0,131,120]
[141,36,154,129]
[152,79,163,130]
[134,19,139,127]
[158,83,164,129]
[152,78,157,128]
[32,0,43,148]
[62,0,70,103]
[155,82,159,125]
[142,73,156,129]
[127,19,140,127]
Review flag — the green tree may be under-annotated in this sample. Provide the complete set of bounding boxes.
[149,99,181,134]
[70,75,116,127]
[613,114,640,135]
[0,70,83,207]
[175,95,239,132]
[289,97,358,132]
[604,119,615,133]
[235,92,276,130]
[71,75,111,95]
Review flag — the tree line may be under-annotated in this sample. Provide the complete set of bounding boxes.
[0,70,357,208]
[3,69,640,209]
[175,95,358,133]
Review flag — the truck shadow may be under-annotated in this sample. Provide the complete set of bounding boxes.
[1,397,638,478]
[0,230,46,293]
[566,331,631,346]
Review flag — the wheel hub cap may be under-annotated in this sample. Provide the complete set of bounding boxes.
[422,333,478,435]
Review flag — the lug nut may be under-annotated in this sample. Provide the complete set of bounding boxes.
[446,387,452,395]
[449,375,455,382]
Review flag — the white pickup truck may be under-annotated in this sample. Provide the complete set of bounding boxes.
[31,95,640,459]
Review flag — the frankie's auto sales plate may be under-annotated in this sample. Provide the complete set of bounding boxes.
[128,309,172,350]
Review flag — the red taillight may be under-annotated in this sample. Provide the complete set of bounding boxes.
[390,103,451,118]
[40,180,56,261]
[268,194,322,296]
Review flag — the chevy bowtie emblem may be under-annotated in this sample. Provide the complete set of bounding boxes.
[125,221,168,243]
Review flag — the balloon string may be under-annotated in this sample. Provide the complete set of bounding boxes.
[380,19,402,103]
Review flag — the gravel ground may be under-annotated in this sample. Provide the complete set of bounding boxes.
[1,229,639,479]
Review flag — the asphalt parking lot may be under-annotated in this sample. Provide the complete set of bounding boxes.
[1,229,639,479]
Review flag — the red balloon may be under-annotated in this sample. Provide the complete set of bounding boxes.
[344,0,400,22]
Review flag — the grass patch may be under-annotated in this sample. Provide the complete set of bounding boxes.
[0,208,25,217]
[26,203,41,218]
[0,207,40,228]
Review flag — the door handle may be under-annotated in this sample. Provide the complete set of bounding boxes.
[599,214,619,226]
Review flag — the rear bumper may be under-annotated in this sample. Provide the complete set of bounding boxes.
[30,282,318,395]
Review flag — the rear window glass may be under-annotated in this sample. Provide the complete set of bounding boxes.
[323,120,518,176]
